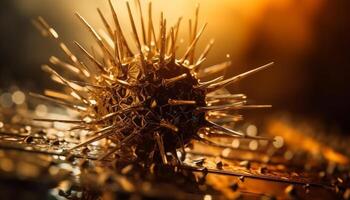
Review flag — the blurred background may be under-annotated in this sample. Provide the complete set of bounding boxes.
[0,0,349,136]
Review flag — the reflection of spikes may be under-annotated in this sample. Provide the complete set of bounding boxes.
[197,101,246,111]
[207,62,274,92]
[168,99,196,105]
[197,39,215,66]
[29,92,87,111]
[97,8,113,38]
[108,0,132,56]
[198,61,231,76]
[154,132,168,164]
[75,13,116,65]
[70,125,116,150]
[162,73,187,87]
[74,41,107,73]
[180,23,207,63]
[98,131,138,160]
[160,120,179,132]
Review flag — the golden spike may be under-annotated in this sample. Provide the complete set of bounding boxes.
[194,76,224,89]
[58,43,91,77]
[159,120,179,132]
[49,56,80,74]
[206,94,247,100]
[31,18,49,37]
[169,27,176,58]
[34,17,90,77]
[198,61,231,76]
[114,30,122,62]
[97,105,142,122]
[108,0,133,56]
[207,62,274,92]
[36,17,59,39]
[162,73,187,87]
[174,17,182,45]
[75,13,117,66]
[180,23,207,63]
[197,39,215,64]
[168,99,196,105]
[188,19,192,45]
[126,2,142,52]
[99,29,115,50]
[33,118,85,124]
[148,2,158,52]
[97,8,114,38]
[68,80,104,90]
[190,4,200,63]
[197,101,246,112]
[74,41,107,73]
[41,65,87,101]
[154,132,168,164]
[159,19,167,65]
[136,0,146,45]
[29,92,87,111]
[236,105,272,109]
[156,12,164,51]
[116,78,133,87]
[201,104,272,111]
[206,121,243,137]
[44,89,75,101]
[98,131,138,160]
[207,121,273,140]
[188,57,206,70]
[70,125,116,150]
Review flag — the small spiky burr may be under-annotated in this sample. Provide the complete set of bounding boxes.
[31,0,273,166]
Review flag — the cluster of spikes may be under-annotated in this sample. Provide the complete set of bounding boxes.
[31,0,273,166]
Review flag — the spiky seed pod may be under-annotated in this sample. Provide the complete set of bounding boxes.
[32,0,273,166]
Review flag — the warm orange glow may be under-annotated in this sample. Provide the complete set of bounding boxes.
[268,120,349,165]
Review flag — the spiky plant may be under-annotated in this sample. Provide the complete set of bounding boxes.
[32,0,272,165]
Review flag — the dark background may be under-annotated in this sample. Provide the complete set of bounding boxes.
[0,0,349,134]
